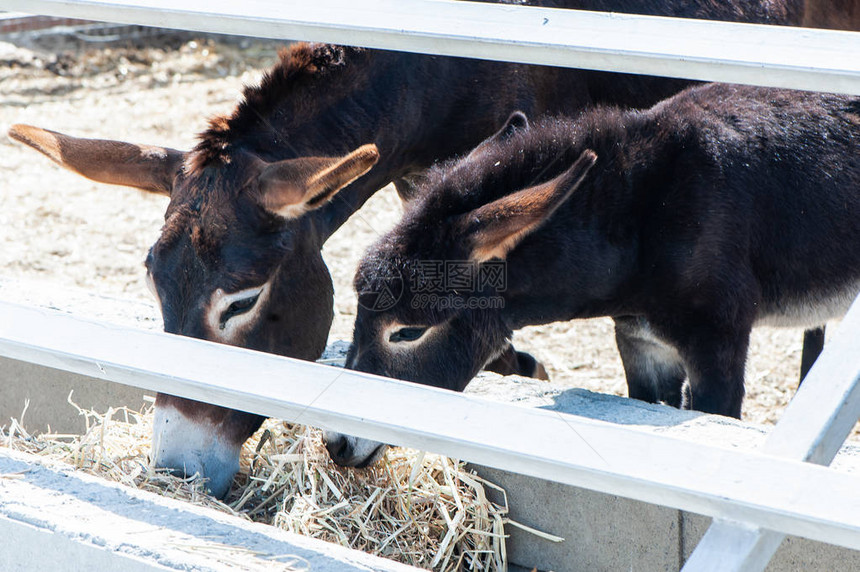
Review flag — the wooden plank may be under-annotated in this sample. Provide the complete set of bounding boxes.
[1,0,860,95]
[0,301,859,551]
[683,293,860,571]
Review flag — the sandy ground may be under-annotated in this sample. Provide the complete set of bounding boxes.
[0,34,854,437]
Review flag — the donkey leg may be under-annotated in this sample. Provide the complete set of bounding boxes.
[614,317,687,408]
[670,322,752,419]
[484,343,549,380]
[799,326,826,384]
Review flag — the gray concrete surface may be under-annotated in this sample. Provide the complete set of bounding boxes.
[475,465,682,571]
[1,356,155,434]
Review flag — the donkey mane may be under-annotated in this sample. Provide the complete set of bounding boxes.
[413,107,646,217]
[391,102,696,261]
[187,43,360,175]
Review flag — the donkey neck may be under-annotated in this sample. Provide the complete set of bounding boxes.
[192,46,428,238]
[230,46,538,238]
[500,200,640,329]
[499,117,674,328]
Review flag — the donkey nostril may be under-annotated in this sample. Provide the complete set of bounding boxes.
[337,442,351,459]
[324,434,355,465]
[324,434,342,452]
[161,461,200,481]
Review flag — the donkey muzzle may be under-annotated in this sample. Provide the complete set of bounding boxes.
[323,431,388,467]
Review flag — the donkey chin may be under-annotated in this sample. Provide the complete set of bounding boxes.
[151,404,243,499]
[323,431,389,468]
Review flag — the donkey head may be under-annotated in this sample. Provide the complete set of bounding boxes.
[9,124,378,496]
[326,113,597,466]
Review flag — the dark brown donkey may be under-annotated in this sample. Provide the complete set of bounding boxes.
[336,85,860,467]
[803,0,860,30]
[9,0,804,497]
[799,0,860,377]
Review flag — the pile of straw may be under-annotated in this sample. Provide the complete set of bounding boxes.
[2,396,560,570]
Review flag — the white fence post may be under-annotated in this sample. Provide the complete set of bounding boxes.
[683,293,860,571]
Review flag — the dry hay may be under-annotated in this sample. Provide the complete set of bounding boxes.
[1,395,561,571]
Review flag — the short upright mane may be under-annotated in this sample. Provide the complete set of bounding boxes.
[416,109,631,213]
[187,43,358,174]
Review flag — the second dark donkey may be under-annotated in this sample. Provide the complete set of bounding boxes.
[330,83,860,466]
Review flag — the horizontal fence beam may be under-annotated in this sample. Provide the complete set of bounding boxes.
[1,300,859,551]
[2,0,860,95]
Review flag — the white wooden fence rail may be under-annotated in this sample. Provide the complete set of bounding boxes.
[2,0,860,95]
[2,1,859,570]
[0,299,859,552]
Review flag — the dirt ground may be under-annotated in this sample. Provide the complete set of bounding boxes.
[0,33,854,437]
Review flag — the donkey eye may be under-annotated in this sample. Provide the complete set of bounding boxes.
[220,294,260,327]
[389,327,428,343]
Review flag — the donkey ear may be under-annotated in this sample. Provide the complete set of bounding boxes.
[465,111,530,161]
[494,111,529,140]
[8,124,183,195]
[257,144,379,219]
[462,150,597,263]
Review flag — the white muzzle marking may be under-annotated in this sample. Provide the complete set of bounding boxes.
[151,402,242,498]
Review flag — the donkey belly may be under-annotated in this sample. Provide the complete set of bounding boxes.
[749,194,860,330]
[755,279,860,329]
